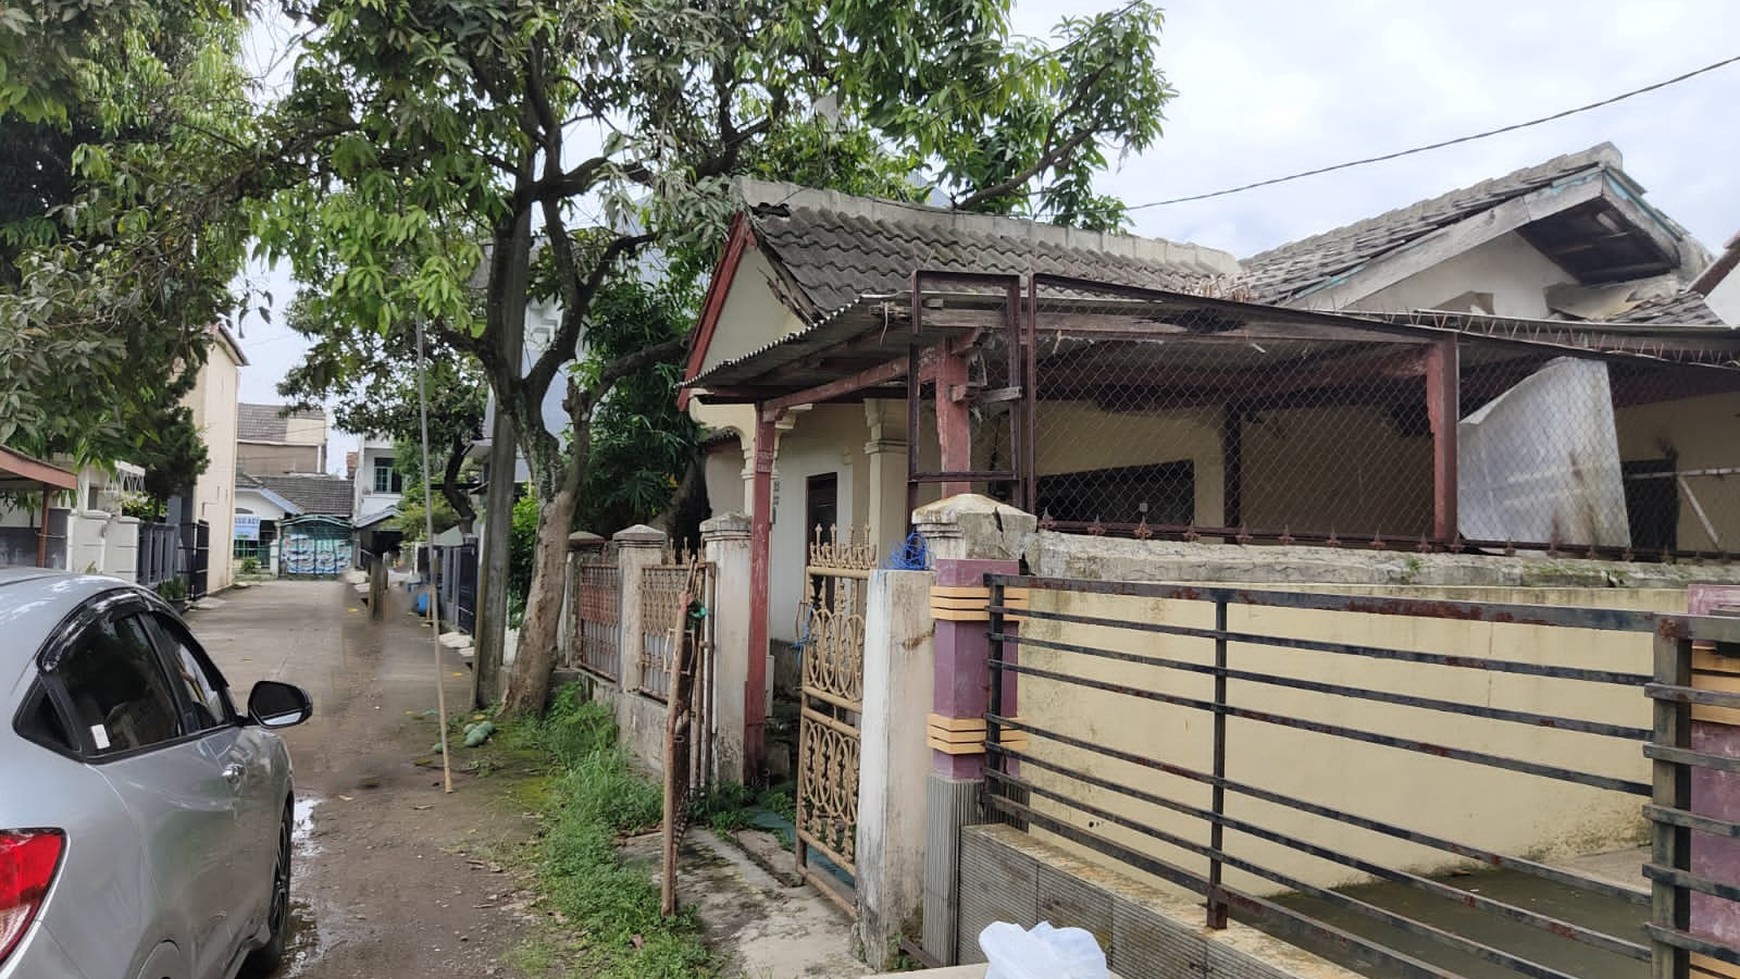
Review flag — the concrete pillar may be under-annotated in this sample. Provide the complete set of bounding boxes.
[563,532,607,663]
[913,494,1036,964]
[865,400,910,557]
[110,516,140,582]
[702,513,752,785]
[613,524,669,698]
[857,569,938,967]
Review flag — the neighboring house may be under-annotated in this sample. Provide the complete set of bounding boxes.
[468,295,571,487]
[178,323,246,594]
[683,178,1242,646]
[236,403,329,475]
[352,435,405,526]
[234,471,354,571]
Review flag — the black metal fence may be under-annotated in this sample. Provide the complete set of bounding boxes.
[981,574,1740,979]
[136,521,183,589]
[431,541,478,634]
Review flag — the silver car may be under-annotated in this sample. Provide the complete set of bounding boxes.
[0,570,312,979]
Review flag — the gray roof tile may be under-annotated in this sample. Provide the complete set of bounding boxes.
[1243,144,1623,303]
[238,471,354,517]
[1605,290,1725,326]
[735,178,1241,319]
[237,403,326,443]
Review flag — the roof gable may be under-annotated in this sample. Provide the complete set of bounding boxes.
[1243,143,1704,306]
[239,471,353,516]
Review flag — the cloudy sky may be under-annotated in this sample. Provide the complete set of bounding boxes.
[231,0,1740,465]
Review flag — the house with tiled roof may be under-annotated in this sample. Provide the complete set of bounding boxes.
[237,403,329,475]
[233,470,355,573]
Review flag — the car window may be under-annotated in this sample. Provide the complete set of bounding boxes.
[55,614,182,755]
[143,614,232,732]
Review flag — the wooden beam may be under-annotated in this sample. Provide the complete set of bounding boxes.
[935,351,972,497]
[1426,337,1460,544]
[0,446,77,491]
[1223,409,1243,530]
[745,411,777,783]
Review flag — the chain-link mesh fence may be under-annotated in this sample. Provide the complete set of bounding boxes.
[1012,277,1740,559]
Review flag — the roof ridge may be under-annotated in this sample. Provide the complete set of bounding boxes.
[1244,142,1621,266]
[735,176,1240,277]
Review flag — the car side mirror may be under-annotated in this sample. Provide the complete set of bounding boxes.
[247,681,313,729]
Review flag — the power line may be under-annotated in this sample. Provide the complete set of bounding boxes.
[1126,52,1740,212]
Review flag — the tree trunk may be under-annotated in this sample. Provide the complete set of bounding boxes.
[499,447,583,716]
[440,435,477,535]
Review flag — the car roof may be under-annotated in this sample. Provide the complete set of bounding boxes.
[0,569,143,670]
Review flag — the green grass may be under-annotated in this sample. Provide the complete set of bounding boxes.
[506,685,715,979]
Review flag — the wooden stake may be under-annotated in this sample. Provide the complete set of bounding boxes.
[661,558,703,915]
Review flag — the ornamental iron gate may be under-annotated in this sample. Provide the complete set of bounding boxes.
[795,525,876,912]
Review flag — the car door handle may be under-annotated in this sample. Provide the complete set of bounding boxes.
[222,763,246,786]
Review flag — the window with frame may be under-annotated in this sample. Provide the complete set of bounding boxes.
[372,457,403,494]
[55,614,182,754]
[143,613,232,732]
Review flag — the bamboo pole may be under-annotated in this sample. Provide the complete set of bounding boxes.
[416,320,454,794]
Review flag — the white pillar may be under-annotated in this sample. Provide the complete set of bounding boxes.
[856,568,938,968]
[612,524,669,696]
[702,512,751,785]
[865,399,910,559]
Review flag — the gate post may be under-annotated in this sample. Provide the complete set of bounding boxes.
[857,567,937,968]
[614,524,669,740]
[563,532,607,669]
[914,494,1036,965]
[701,513,752,784]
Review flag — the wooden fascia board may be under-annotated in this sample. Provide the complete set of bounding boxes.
[1296,170,1609,310]
[678,213,755,410]
[0,447,78,491]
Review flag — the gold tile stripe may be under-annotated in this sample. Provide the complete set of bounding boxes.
[929,585,1030,622]
[927,714,1028,754]
[1694,953,1740,979]
[1694,641,1740,725]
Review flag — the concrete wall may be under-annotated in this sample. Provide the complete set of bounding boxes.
[66,511,140,579]
[1012,533,1723,898]
[764,405,872,643]
[694,246,807,376]
[186,341,241,592]
[237,442,323,476]
[1351,233,1579,318]
[1033,403,1225,528]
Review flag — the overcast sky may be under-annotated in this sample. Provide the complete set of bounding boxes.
[231,0,1740,468]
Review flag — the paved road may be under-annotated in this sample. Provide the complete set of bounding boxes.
[189,579,533,978]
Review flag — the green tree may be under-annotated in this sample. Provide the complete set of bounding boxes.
[278,294,488,532]
[0,0,254,488]
[253,0,1175,715]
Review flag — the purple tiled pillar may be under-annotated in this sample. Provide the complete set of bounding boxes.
[1687,585,1740,957]
[931,557,1019,778]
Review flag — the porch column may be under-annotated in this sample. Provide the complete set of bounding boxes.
[865,399,910,554]
[702,512,752,785]
[1427,336,1460,544]
[914,494,1036,964]
[936,352,973,497]
[746,410,778,782]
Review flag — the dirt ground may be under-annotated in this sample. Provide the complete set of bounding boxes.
[192,578,539,979]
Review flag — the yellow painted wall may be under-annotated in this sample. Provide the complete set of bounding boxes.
[1616,391,1740,551]
[1241,406,1432,538]
[1033,402,1225,528]
[1018,583,1683,898]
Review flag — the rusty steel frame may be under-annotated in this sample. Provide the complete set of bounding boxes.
[982,574,1740,979]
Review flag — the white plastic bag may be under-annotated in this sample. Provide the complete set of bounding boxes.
[979,920,1109,979]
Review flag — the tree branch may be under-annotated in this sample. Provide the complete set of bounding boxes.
[525,232,655,399]
[594,335,688,395]
[951,127,1095,212]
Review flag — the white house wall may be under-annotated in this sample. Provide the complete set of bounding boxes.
[1351,232,1578,318]
[696,248,806,377]
[765,405,870,643]
[1707,272,1740,327]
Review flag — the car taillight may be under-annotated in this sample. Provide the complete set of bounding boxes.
[0,830,63,964]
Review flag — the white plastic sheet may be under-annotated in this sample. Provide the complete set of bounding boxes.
[979,921,1109,979]
[1457,357,1630,549]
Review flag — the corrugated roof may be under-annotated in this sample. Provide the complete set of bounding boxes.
[1243,144,1625,304]
[734,178,1240,320]
[238,472,353,516]
[237,403,326,443]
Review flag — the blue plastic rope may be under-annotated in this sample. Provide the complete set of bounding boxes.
[882,531,931,570]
